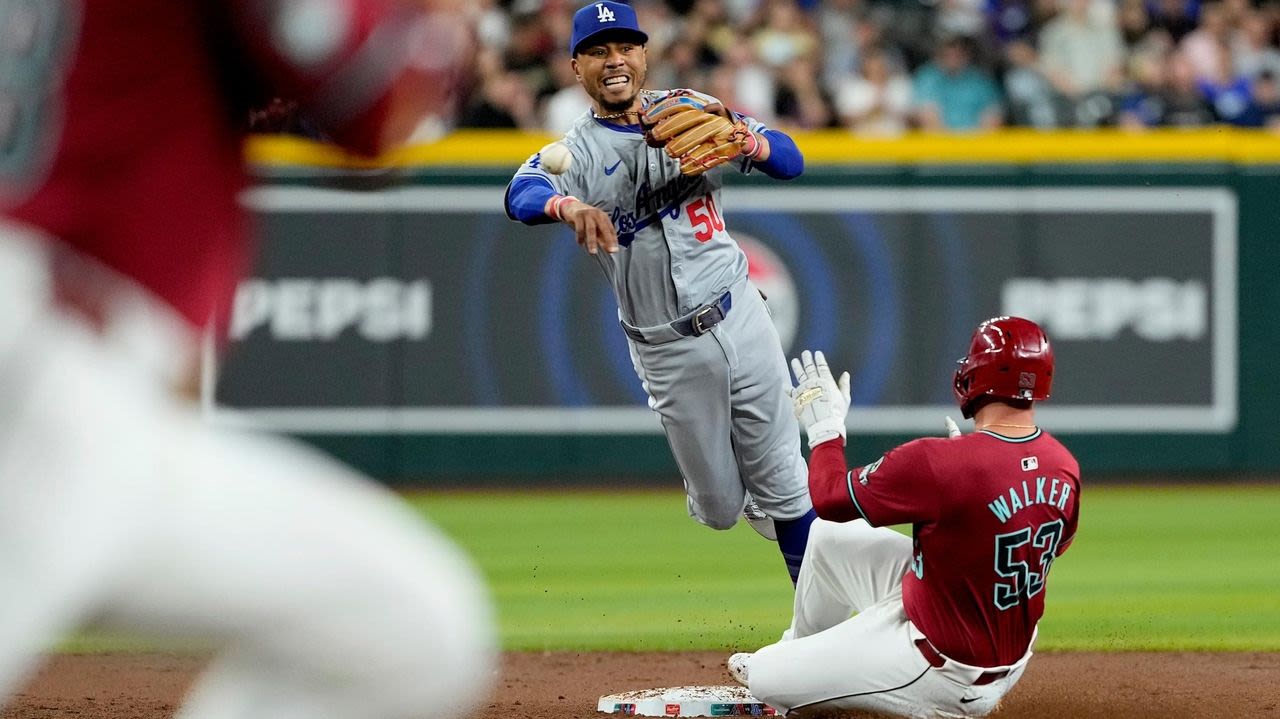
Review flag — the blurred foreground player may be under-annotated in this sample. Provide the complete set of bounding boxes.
[729,317,1080,718]
[0,2,495,718]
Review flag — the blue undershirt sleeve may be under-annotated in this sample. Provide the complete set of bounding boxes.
[753,129,804,180]
[504,175,560,225]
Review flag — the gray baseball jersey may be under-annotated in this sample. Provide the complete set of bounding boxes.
[508,89,811,526]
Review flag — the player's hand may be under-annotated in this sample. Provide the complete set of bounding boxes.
[702,102,734,122]
[560,201,619,255]
[788,349,851,449]
[944,416,961,438]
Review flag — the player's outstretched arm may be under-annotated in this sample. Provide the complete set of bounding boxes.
[505,176,559,225]
[555,198,619,255]
[504,180,617,253]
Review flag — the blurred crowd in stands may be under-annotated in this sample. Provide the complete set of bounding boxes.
[250,0,1280,137]
[459,0,1280,133]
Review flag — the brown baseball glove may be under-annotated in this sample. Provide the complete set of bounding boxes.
[641,94,754,176]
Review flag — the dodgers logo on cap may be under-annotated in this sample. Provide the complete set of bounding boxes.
[570,2,648,55]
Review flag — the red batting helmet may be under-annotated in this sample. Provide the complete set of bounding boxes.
[953,316,1054,419]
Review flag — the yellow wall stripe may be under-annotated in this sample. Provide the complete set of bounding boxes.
[246,128,1280,168]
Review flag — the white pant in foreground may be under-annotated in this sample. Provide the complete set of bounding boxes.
[745,519,1030,718]
[0,233,497,719]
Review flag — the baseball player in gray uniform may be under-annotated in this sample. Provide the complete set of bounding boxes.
[505,1,816,583]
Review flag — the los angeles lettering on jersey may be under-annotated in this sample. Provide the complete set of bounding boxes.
[635,174,701,222]
[618,175,705,245]
[988,475,1074,523]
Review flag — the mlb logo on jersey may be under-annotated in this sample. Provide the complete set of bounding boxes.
[1021,456,1039,471]
[858,456,885,485]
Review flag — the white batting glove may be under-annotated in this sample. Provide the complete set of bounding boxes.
[944,416,961,438]
[789,350,851,449]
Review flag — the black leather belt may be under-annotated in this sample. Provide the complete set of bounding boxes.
[914,638,1010,686]
[623,291,733,344]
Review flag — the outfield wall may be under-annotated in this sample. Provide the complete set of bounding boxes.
[208,129,1280,482]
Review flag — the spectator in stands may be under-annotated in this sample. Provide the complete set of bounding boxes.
[816,0,866,94]
[1118,38,1172,127]
[261,0,1280,135]
[542,1,576,57]
[1120,52,1218,126]
[1038,0,1126,124]
[504,10,556,99]
[883,0,946,70]
[721,41,779,123]
[1190,16,1261,127]
[724,0,769,25]
[775,56,836,127]
[635,0,679,60]
[1118,0,1156,47]
[1232,10,1280,80]
[935,0,990,45]
[705,62,751,120]
[750,0,820,70]
[458,48,539,129]
[541,48,592,134]
[1003,39,1063,127]
[834,45,913,135]
[1220,0,1253,28]
[1198,60,1255,124]
[684,0,740,65]
[986,0,1054,45]
[1150,0,1201,43]
[912,35,1004,130]
[648,38,704,89]
[1179,0,1234,83]
[474,0,513,54]
[1237,70,1280,127]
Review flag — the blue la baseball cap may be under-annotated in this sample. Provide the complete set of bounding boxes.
[570,2,648,56]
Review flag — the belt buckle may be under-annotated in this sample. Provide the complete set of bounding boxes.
[691,305,715,336]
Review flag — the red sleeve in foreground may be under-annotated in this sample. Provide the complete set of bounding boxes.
[808,439,863,523]
[233,0,468,156]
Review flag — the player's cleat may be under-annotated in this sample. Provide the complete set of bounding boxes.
[743,499,777,541]
[727,653,752,686]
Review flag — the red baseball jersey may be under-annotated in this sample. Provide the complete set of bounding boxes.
[1,0,433,330]
[809,428,1081,667]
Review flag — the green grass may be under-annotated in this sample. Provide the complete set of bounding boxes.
[414,490,795,651]
[61,483,1280,653]
[412,484,1280,652]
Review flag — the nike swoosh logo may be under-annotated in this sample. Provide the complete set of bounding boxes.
[604,160,622,175]
[960,697,981,704]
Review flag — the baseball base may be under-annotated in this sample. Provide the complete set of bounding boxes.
[597,685,776,716]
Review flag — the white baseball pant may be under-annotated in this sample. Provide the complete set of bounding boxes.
[626,277,812,529]
[744,518,1032,718]
[0,227,497,719]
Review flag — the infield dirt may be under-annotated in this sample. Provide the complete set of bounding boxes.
[2,651,1277,718]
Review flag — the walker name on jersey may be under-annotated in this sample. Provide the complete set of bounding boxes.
[987,476,1074,523]
[1002,277,1206,341]
[230,278,432,341]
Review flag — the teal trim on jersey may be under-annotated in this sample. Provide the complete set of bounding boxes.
[978,428,1042,443]
[846,470,872,523]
